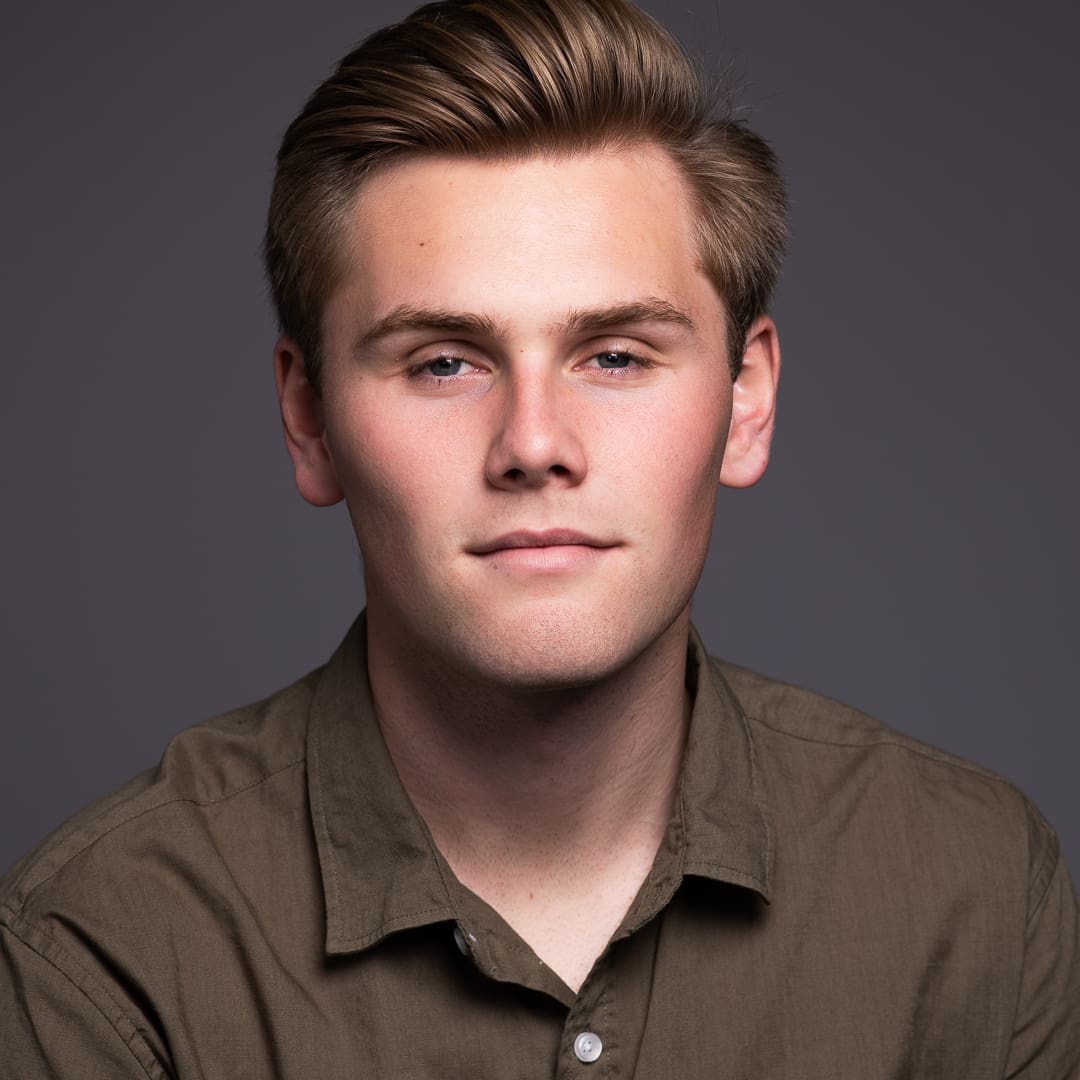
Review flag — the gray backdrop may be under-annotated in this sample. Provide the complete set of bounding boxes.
[2,0,1077,878]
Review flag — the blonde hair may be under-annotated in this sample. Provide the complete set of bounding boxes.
[264,0,788,386]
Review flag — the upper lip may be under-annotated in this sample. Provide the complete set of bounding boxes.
[469,529,615,554]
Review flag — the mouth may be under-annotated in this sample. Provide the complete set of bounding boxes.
[468,529,616,555]
[467,530,618,572]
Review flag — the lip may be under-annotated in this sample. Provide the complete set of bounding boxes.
[468,529,615,555]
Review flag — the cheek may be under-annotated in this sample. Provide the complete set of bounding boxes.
[324,401,448,555]
[626,388,730,514]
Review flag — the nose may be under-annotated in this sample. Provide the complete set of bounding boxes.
[483,367,587,490]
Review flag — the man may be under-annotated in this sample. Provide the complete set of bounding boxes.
[1,0,1076,1075]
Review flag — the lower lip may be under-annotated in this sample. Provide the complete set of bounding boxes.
[476,544,611,571]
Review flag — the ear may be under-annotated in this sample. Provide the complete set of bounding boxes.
[274,337,344,507]
[719,315,780,489]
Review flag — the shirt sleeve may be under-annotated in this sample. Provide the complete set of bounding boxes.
[1002,814,1080,1079]
[0,918,171,1080]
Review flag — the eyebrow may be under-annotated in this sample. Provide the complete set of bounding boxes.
[560,298,697,336]
[355,305,509,350]
[355,297,697,352]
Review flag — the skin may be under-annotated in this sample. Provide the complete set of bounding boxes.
[276,144,780,989]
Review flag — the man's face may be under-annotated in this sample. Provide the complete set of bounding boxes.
[280,145,777,689]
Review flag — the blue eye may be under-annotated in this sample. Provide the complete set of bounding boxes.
[426,357,466,377]
[595,352,632,369]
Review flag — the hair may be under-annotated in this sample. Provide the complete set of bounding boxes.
[264,0,787,388]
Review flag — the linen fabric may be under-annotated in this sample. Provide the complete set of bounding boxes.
[1,616,1077,1078]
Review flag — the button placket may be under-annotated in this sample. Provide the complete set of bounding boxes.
[561,956,617,1075]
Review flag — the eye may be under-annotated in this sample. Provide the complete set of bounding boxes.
[595,351,632,369]
[582,349,655,375]
[424,357,468,377]
[406,354,482,383]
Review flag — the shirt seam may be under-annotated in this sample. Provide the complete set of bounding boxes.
[418,825,467,954]
[624,776,688,939]
[738,709,775,897]
[682,859,769,892]
[1,913,166,1079]
[1023,812,1061,928]
[7,756,307,913]
[746,710,1020,783]
[307,715,345,947]
[332,904,459,950]
[1001,819,1068,1071]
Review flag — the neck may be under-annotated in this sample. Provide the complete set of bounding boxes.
[365,607,693,991]
[366,608,691,880]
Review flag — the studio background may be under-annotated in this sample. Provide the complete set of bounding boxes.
[2,1,1077,877]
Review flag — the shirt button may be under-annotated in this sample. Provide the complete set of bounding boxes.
[452,926,469,955]
[573,1031,603,1063]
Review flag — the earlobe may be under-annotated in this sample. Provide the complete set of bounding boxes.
[274,338,345,507]
[719,316,780,490]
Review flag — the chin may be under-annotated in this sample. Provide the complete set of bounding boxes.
[443,601,674,693]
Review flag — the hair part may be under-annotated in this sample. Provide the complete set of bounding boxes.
[264,0,788,388]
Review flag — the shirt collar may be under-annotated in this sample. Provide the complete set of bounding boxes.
[307,617,456,955]
[679,626,773,900]
[307,616,773,956]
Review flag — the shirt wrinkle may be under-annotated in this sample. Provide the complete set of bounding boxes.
[2,914,163,1079]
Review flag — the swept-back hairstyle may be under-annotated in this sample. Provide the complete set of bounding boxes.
[264,0,787,386]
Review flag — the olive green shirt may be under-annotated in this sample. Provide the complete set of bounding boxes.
[1,618,1077,1078]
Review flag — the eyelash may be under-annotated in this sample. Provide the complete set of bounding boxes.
[585,349,656,376]
[405,355,478,384]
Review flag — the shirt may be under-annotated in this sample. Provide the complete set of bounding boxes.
[1,616,1077,1078]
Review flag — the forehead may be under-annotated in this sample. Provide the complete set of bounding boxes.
[324,144,721,342]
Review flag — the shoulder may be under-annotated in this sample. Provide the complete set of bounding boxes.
[716,653,1033,797]
[712,656,1062,908]
[706,659,1079,1068]
[0,666,321,921]
[0,667,327,1077]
